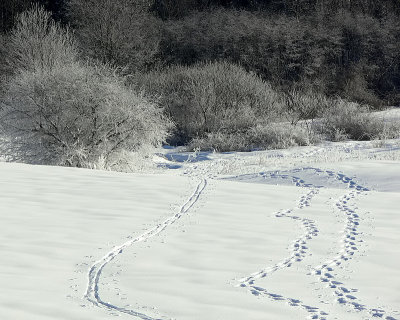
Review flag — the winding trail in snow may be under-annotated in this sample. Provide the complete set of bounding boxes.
[236,173,328,319]
[310,172,398,320]
[84,178,207,319]
[82,152,399,320]
[235,167,398,320]
[239,189,319,286]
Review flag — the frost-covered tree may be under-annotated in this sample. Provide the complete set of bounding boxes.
[1,6,171,169]
[6,4,77,72]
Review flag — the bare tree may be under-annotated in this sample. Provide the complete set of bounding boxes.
[68,0,161,72]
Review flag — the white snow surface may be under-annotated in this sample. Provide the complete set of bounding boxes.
[1,139,400,320]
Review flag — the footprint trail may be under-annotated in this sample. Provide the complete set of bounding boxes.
[234,168,398,320]
[311,172,398,320]
[237,174,327,319]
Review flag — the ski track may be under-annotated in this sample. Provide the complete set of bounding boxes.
[236,167,398,320]
[81,158,399,320]
[83,178,207,319]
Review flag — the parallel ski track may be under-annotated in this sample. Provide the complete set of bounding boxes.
[84,178,207,319]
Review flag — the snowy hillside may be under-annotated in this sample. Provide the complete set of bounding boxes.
[1,139,400,320]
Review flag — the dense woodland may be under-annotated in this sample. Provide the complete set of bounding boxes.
[2,0,400,105]
[0,1,399,168]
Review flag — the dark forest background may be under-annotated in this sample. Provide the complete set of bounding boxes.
[2,0,400,106]
[0,1,399,164]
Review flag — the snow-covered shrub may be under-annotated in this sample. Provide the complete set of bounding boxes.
[137,61,283,144]
[318,99,386,141]
[247,124,314,149]
[281,88,330,125]
[1,62,171,168]
[189,132,250,152]
[189,123,314,152]
[7,5,78,72]
[1,5,171,169]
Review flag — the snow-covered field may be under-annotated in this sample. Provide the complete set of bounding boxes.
[1,139,400,320]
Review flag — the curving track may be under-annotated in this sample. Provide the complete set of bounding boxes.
[81,157,399,320]
[234,167,398,320]
[84,178,207,319]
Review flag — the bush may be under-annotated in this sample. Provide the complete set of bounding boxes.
[189,123,314,152]
[281,87,330,125]
[317,99,386,141]
[247,123,314,150]
[1,62,170,168]
[189,132,250,152]
[137,61,283,144]
[0,5,171,169]
[7,4,78,72]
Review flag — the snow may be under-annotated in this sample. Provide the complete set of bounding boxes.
[1,139,400,320]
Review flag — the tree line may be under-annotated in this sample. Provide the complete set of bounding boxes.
[0,0,400,106]
[2,0,398,106]
[0,1,399,166]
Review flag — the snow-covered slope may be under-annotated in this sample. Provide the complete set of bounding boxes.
[0,139,399,320]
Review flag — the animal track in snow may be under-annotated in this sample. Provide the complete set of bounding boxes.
[248,286,329,320]
[235,167,398,319]
[237,172,326,319]
[295,169,398,319]
[238,188,319,286]
[312,186,398,320]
